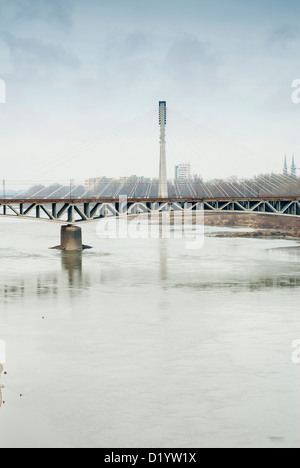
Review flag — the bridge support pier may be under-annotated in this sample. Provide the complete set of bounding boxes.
[61,225,82,251]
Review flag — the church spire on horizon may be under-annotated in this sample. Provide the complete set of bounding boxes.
[284,154,288,176]
[284,154,297,177]
[291,154,297,178]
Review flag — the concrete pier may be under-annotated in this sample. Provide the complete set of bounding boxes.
[61,225,83,251]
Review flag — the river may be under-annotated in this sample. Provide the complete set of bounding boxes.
[0,218,299,448]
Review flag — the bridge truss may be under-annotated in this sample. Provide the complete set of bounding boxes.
[0,197,300,224]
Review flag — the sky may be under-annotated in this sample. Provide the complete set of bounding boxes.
[1,0,300,182]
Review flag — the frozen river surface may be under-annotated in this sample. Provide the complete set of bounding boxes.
[0,218,299,448]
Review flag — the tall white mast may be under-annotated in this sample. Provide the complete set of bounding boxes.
[159,101,168,198]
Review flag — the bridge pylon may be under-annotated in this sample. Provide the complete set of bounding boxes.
[159,101,168,198]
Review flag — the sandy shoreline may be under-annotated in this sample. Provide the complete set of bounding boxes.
[208,230,300,241]
[204,213,300,241]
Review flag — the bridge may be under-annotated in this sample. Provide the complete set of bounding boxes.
[1,101,300,249]
[1,196,300,224]
[0,195,299,249]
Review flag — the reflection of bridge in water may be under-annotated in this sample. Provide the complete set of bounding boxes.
[1,248,300,299]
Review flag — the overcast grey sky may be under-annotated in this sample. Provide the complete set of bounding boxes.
[0,0,300,181]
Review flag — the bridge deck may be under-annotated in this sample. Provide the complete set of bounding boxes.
[0,196,300,204]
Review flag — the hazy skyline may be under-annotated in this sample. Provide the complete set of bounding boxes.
[1,0,300,180]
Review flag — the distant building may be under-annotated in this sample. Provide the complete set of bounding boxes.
[175,163,191,181]
[85,177,103,192]
[120,175,138,182]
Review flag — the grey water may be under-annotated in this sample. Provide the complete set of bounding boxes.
[0,218,300,448]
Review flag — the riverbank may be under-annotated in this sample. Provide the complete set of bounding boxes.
[209,230,300,240]
[203,212,300,232]
[204,212,300,240]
